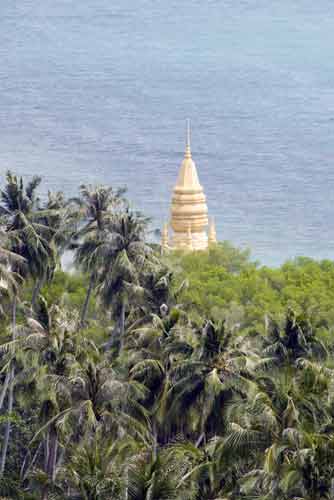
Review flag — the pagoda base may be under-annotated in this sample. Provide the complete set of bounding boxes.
[171,231,208,251]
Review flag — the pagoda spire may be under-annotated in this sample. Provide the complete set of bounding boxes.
[161,221,169,251]
[174,120,201,189]
[170,121,209,250]
[208,217,217,246]
[185,118,191,159]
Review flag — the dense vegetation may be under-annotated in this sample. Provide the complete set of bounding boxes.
[0,171,334,499]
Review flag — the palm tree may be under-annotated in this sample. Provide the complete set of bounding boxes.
[125,259,187,336]
[20,300,81,499]
[123,440,205,500]
[0,171,56,310]
[0,231,24,480]
[264,308,327,364]
[71,184,125,326]
[215,352,334,499]
[57,431,123,500]
[42,190,76,256]
[97,209,151,350]
[31,190,78,306]
[0,173,55,476]
[20,298,150,495]
[163,319,257,444]
[0,227,23,302]
[0,172,54,476]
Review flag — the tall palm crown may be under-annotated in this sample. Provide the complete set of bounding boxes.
[71,184,126,325]
[75,184,125,233]
[97,209,151,348]
[0,171,55,280]
[73,183,126,270]
[98,209,151,308]
[0,228,23,300]
[40,190,77,261]
[0,172,40,214]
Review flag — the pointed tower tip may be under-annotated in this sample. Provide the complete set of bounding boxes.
[161,221,169,249]
[208,217,217,245]
[185,118,191,159]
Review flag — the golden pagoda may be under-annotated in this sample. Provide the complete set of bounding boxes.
[168,121,210,251]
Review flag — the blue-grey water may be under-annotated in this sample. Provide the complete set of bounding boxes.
[1,1,334,266]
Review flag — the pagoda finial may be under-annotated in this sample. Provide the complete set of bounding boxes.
[161,221,169,251]
[185,118,191,159]
[208,217,217,246]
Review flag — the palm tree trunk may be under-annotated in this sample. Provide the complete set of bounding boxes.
[20,440,43,482]
[50,434,58,482]
[31,276,44,310]
[42,425,58,500]
[41,485,48,500]
[44,430,49,471]
[55,438,69,471]
[46,425,57,477]
[0,367,14,476]
[152,420,158,461]
[119,298,126,350]
[31,278,40,310]
[80,272,94,326]
[12,295,17,340]
[0,296,17,477]
[195,432,205,448]
[0,372,11,411]
[125,465,129,500]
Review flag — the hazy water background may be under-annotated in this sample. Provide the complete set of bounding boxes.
[1,0,334,266]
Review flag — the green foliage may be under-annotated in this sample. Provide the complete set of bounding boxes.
[40,270,97,313]
[1,174,334,499]
[169,244,334,343]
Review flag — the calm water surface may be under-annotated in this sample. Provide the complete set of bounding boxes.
[1,1,334,265]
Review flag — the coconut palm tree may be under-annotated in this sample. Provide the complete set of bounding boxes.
[0,226,23,303]
[57,431,124,500]
[0,231,25,479]
[31,190,78,306]
[0,173,53,476]
[0,171,56,311]
[264,308,327,364]
[122,441,201,500]
[20,297,150,496]
[71,184,125,326]
[214,352,334,499]
[5,297,81,495]
[97,209,151,350]
[163,319,259,444]
[124,259,188,337]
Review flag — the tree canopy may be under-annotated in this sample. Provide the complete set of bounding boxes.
[0,172,333,499]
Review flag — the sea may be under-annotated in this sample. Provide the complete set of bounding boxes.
[1,0,334,266]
